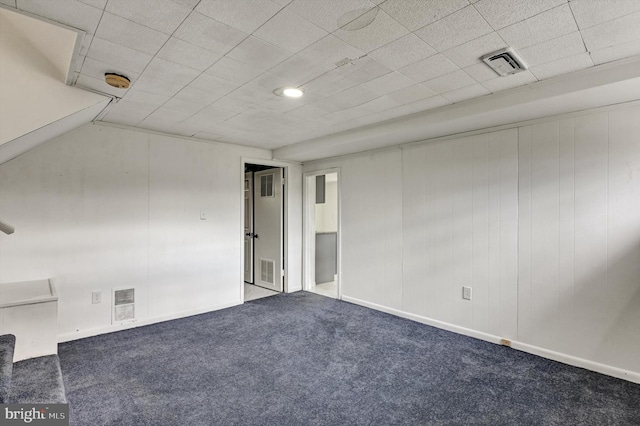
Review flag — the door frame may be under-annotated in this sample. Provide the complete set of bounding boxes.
[303,168,342,300]
[241,158,293,301]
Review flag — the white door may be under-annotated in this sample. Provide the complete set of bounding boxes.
[244,172,253,283]
[253,168,284,292]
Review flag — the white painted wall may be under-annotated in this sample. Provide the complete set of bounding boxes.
[304,103,640,382]
[0,123,279,340]
[0,8,106,146]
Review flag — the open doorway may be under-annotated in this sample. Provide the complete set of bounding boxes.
[303,169,340,299]
[244,163,285,302]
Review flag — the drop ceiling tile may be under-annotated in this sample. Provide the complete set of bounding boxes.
[189,73,238,96]
[399,54,460,82]
[171,86,227,106]
[581,11,640,51]
[227,36,291,71]
[141,57,200,85]
[368,33,437,70]
[334,8,409,52]
[80,56,141,82]
[481,69,537,92]
[349,96,401,115]
[196,0,282,33]
[164,97,208,114]
[300,71,360,100]
[174,11,248,55]
[362,71,415,95]
[210,95,257,113]
[95,12,170,56]
[123,90,171,106]
[79,0,107,9]
[335,56,391,84]
[415,6,493,51]
[311,85,380,112]
[518,32,585,67]
[379,0,469,32]
[157,38,221,72]
[105,0,191,34]
[254,8,328,53]
[103,107,149,126]
[287,0,376,32]
[268,55,331,86]
[197,103,244,120]
[422,69,476,94]
[17,0,103,34]
[76,74,128,97]
[139,108,193,127]
[286,104,329,120]
[497,4,578,49]
[474,0,566,30]
[297,35,365,68]
[171,0,200,8]
[570,0,640,30]
[131,75,184,97]
[442,32,506,68]
[387,84,437,104]
[463,62,499,82]
[382,95,451,118]
[529,52,593,80]
[205,57,263,84]
[589,38,640,65]
[442,83,491,103]
[86,37,153,74]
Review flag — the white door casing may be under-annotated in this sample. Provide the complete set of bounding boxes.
[244,172,254,283]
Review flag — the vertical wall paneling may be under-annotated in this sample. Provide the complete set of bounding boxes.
[517,126,532,342]
[605,106,640,371]
[573,112,609,363]
[557,118,576,355]
[449,137,474,329]
[401,145,428,317]
[472,134,490,333]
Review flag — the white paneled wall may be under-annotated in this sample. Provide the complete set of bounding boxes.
[304,103,640,380]
[402,130,518,338]
[340,151,403,310]
[519,107,640,374]
[0,124,274,339]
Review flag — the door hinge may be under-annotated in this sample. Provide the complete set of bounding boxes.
[281,269,285,277]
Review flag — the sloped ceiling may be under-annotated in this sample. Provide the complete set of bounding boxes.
[0,6,110,163]
[2,0,640,161]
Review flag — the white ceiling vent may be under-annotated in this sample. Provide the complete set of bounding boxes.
[481,47,528,77]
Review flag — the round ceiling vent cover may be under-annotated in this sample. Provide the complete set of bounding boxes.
[104,73,130,89]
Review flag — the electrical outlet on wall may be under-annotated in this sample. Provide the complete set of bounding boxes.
[92,291,101,304]
[462,286,472,301]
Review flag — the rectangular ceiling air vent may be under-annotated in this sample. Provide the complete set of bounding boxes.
[481,47,528,77]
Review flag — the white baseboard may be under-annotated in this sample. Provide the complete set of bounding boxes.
[58,299,242,343]
[342,295,640,384]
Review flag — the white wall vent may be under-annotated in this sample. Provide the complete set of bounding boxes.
[112,287,135,324]
[260,259,275,284]
[481,47,528,76]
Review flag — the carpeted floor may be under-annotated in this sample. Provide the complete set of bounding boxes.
[58,292,640,425]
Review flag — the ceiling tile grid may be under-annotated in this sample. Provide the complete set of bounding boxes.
[5,0,640,149]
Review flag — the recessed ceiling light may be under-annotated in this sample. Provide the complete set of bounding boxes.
[274,87,304,98]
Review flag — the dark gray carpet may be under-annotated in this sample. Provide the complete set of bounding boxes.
[59,292,640,425]
[9,355,67,404]
[0,334,15,403]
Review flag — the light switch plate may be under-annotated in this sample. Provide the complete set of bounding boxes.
[92,291,101,304]
[462,286,472,300]
[200,210,207,220]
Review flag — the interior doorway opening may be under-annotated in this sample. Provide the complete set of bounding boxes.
[244,163,285,302]
[303,169,340,299]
